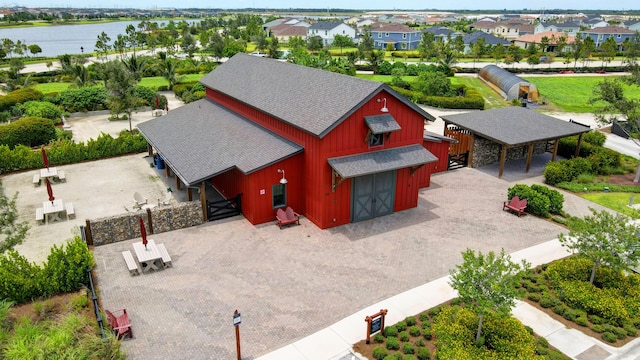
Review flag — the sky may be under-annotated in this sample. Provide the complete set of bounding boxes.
[7,0,640,11]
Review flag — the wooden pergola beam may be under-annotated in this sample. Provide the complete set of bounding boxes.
[525,142,535,173]
[498,145,507,179]
[575,133,584,158]
[551,139,559,161]
[200,181,207,222]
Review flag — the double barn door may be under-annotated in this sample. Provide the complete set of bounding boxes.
[351,171,396,223]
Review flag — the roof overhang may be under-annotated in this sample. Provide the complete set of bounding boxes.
[365,114,402,134]
[328,144,437,179]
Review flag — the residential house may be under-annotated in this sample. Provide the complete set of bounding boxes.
[469,19,534,40]
[137,54,441,229]
[514,31,575,52]
[461,32,511,54]
[263,18,311,37]
[580,26,636,48]
[622,19,640,32]
[583,18,609,29]
[270,23,309,42]
[307,21,356,46]
[534,21,581,37]
[422,26,456,42]
[370,23,422,50]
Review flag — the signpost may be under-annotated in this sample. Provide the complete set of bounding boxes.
[233,310,241,360]
[364,309,387,344]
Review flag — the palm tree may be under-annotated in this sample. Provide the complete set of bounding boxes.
[121,53,147,81]
[160,58,180,90]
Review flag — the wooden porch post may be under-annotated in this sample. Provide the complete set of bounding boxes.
[147,143,153,157]
[498,145,507,179]
[575,133,584,158]
[187,187,193,201]
[165,166,171,178]
[525,143,534,173]
[200,181,207,222]
[175,176,181,191]
[467,134,475,168]
[551,139,559,161]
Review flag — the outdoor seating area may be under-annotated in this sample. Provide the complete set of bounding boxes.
[121,219,173,275]
[34,152,75,224]
[133,191,157,210]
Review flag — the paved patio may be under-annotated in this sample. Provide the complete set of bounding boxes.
[94,162,602,359]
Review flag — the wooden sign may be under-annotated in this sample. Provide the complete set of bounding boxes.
[365,309,387,344]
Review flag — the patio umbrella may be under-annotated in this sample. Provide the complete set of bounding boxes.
[139,217,148,249]
[45,178,55,202]
[155,96,159,109]
[41,148,49,169]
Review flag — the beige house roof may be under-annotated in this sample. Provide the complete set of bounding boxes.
[515,31,575,44]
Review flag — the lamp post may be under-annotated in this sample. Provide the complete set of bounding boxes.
[80,46,84,54]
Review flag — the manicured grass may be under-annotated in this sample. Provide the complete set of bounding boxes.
[521,75,640,113]
[580,192,640,218]
[138,74,204,88]
[450,77,510,109]
[34,82,72,94]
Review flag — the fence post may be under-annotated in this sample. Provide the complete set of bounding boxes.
[146,208,153,234]
[84,220,93,246]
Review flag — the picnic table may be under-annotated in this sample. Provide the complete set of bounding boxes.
[43,199,65,224]
[133,239,163,273]
[40,167,58,180]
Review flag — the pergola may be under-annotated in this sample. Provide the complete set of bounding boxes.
[441,107,591,178]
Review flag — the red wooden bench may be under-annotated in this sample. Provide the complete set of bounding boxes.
[105,308,133,339]
[276,206,300,229]
[503,196,527,217]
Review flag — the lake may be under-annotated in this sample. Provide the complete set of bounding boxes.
[0,20,200,58]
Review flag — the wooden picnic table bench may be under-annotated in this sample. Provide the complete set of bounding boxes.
[122,250,140,276]
[157,243,172,268]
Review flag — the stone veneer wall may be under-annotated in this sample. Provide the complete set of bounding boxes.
[89,201,203,246]
[471,136,548,168]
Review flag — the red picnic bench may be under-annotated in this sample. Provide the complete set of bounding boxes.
[105,308,133,339]
[276,206,300,229]
[503,196,527,217]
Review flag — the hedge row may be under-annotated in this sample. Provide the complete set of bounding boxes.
[0,117,56,149]
[0,237,94,304]
[0,130,148,174]
[0,88,44,112]
[392,85,484,110]
[507,183,564,218]
[54,87,108,113]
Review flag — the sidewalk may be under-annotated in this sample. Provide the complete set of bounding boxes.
[257,239,640,360]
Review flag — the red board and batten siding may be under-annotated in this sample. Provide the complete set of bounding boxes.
[211,155,304,225]
[419,139,451,188]
[206,88,433,229]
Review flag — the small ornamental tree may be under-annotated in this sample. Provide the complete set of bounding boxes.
[449,248,529,343]
[0,181,29,253]
[558,208,640,284]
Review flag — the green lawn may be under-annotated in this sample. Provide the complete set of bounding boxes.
[521,75,640,113]
[35,74,206,94]
[34,82,72,94]
[580,192,640,218]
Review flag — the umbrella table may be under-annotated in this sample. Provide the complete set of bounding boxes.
[45,178,55,202]
[139,217,148,249]
[41,148,49,169]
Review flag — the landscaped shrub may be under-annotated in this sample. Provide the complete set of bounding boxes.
[373,333,385,343]
[409,325,421,337]
[584,131,606,146]
[405,316,416,326]
[398,331,410,342]
[507,184,551,217]
[386,336,400,350]
[428,306,441,317]
[0,88,44,112]
[422,326,432,340]
[530,184,564,214]
[418,313,429,322]
[384,326,398,337]
[0,116,56,149]
[0,237,93,303]
[20,101,63,123]
[55,87,108,112]
[539,294,559,308]
[395,321,407,332]
[602,332,617,343]
[415,338,425,347]
[372,346,388,360]
[563,309,579,321]
[135,85,167,109]
[575,317,589,327]
[402,342,415,354]
[553,304,567,316]
[401,355,416,360]
[415,347,430,360]
[527,293,541,302]
[623,324,638,336]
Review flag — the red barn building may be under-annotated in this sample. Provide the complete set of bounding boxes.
[138,54,442,229]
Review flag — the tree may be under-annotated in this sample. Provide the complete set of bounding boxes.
[599,36,617,68]
[570,35,584,68]
[357,29,374,55]
[412,71,453,96]
[95,31,111,62]
[527,54,540,68]
[507,44,523,67]
[121,53,147,81]
[307,36,323,52]
[181,32,198,58]
[332,34,353,55]
[558,209,640,284]
[255,35,268,52]
[492,43,505,64]
[27,44,42,57]
[418,32,436,61]
[556,35,568,57]
[583,36,596,65]
[267,36,279,58]
[590,77,640,133]
[540,36,550,53]
[367,50,383,74]
[449,248,529,343]
[471,37,486,68]
[288,36,306,50]
[0,182,29,253]
[103,61,141,131]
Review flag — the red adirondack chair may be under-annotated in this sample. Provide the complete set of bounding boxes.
[276,206,300,229]
[503,196,527,217]
[105,308,133,339]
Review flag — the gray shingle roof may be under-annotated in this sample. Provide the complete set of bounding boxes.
[365,114,401,134]
[328,144,437,178]
[199,53,435,138]
[308,21,345,30]
[137,99,303,186]
[463,32,511,46]
[440,107,591,146]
